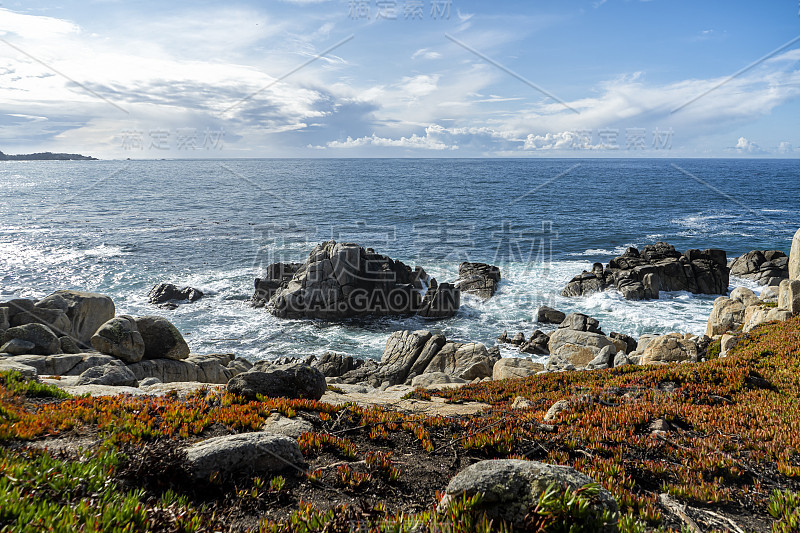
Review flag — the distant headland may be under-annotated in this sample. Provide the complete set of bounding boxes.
[0,149,97,161]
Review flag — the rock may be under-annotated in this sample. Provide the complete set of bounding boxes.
[510,396,535,409]
[35,290,115,345]
[187,355,239,383]
[337,359,379,385]
[422,342,498,381]
[2,323,61,355]
[0,307,9,332]
[139,377,162,387]
[411,372,467,389]
[90,316,145,363]
[558,313,602,334]
[75,364,138,387]
[492,358,545,380]
[547,329,616,370]
[148,283,203,306]
[313,352,361,378]
[134,316,190,360]
[0,359,38,380]
[544,399,571,422]
[227,363,327,401]
[778,279,800,314]
[378,330,433,385]
[128,358,199,383]
[636,335,658,353]
[613,351,631,367]
[262,412,314,438]
[438,460,617,531]
[0,338,36,355]
[496,331,509,344]
[519,330,550,355]
[720,334,737,357]
[455,262,501,299]
[731,286,760,307]
[63,354,120,376]
[252,263,303,307]
[730,250,789,286]
[706,297,746,337]
[761,286,780,302]
[510,332,525,346]
[649,418,670,434]
[562,243,728,300]
[261,241,458,319]
[536,305,566,324]
[791,228,800,280]
[639,333,698,365]
[186,433,303,481]
[59,336,81,354]
[743,305,793,332]
[586,345,615,370]
[609,332,637,354]
[10,306,70,336]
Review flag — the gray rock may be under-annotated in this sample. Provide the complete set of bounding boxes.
[138,377,162,387]
[313,352,360,378]
[11,306,71,337]
[378,330,432,385]
[422,342,498,381]
[76,364,138,387]
[609,332,637,354]
[547,329,615,370]
[544,399,571,422]
[416,282,460,319]
[63,354,120,375]
[262,412,314,438]
[791,228,800,280]
[0,338,36,355]
[35,290,115,345]
[742,304,793,332]
[536,305,566,324]
[406,334,448,380]
[2,323,61,355]
[134,316,190,360]
[761,286,780,302]
[439,459,617,531]
[586,345,616,370]
[0,307,9,332]
[510,396,535,409]
[519,330,550,355]
[128,358,199,383]
[613,351,631,367]
[90,315,145,363]
[186,355,236,383]
[558,313,602,334]
[186,432,304,481]
[148,283,204,306]
[59,336,82,354]
[778,279,800,314]
[636,334,658,353]
[227,363,327,401]
[730,286,760,307]
[510,332,525,346]
[455,262,501,299]
[0,359,38,380]
[639,333,698,365]
[492,358,545,380]
[730,250,789,286]
[720,334,738,358]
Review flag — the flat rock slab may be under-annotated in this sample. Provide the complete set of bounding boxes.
[320,386,488,417]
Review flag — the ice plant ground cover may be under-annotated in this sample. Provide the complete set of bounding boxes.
[2,317,800,531]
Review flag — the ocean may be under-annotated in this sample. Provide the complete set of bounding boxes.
[2,158,799,364]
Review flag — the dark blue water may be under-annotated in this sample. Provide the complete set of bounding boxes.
[2,159,798,362]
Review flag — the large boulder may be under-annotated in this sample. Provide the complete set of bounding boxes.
[519,330,550,355]
[742,305,793,332]
[34,290,115,345]
[562,243,728,300]
[258,241,458,319]
[10,353,116,376]
[547,329,616,370]
[706,297,746,337]
[730,251,789,286]
[10,306,71,336]
[791,228,800,281]
[455,262,501,299]
[127,354,242,384]
[75,363,138,387]
[0,359,38,380]
[438,460,618,531]
[0,307,9,332]
[313,352,362,378]
[422,342,498,381]
[536,306,566,324]
[2,323,61,355]
[134,316,190,360]
[492,358,544,380]
[558,313,602,334]
[0,339,36,355]
[227,363,327,401]
[186,433,303,481]
[778,279,800,314]
[148,283,203,308]
[639,333,698,365]
[378,330,433,385]
[90,316,145,363]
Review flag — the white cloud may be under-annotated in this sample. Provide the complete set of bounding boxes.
[411,48,442,60]
[734,136,764,154]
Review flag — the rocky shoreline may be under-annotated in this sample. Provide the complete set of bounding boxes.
[2,232,799,404]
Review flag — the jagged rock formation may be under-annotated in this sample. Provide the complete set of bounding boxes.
[562,242,728,300]
[455,262,501,299]
[729,250,788,286]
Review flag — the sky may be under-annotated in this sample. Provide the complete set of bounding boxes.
[0,0,799,158]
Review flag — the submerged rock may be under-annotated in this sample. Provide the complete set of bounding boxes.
[148,283,204,307]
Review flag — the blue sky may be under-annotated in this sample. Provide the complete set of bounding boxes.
[0,0,798,157]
